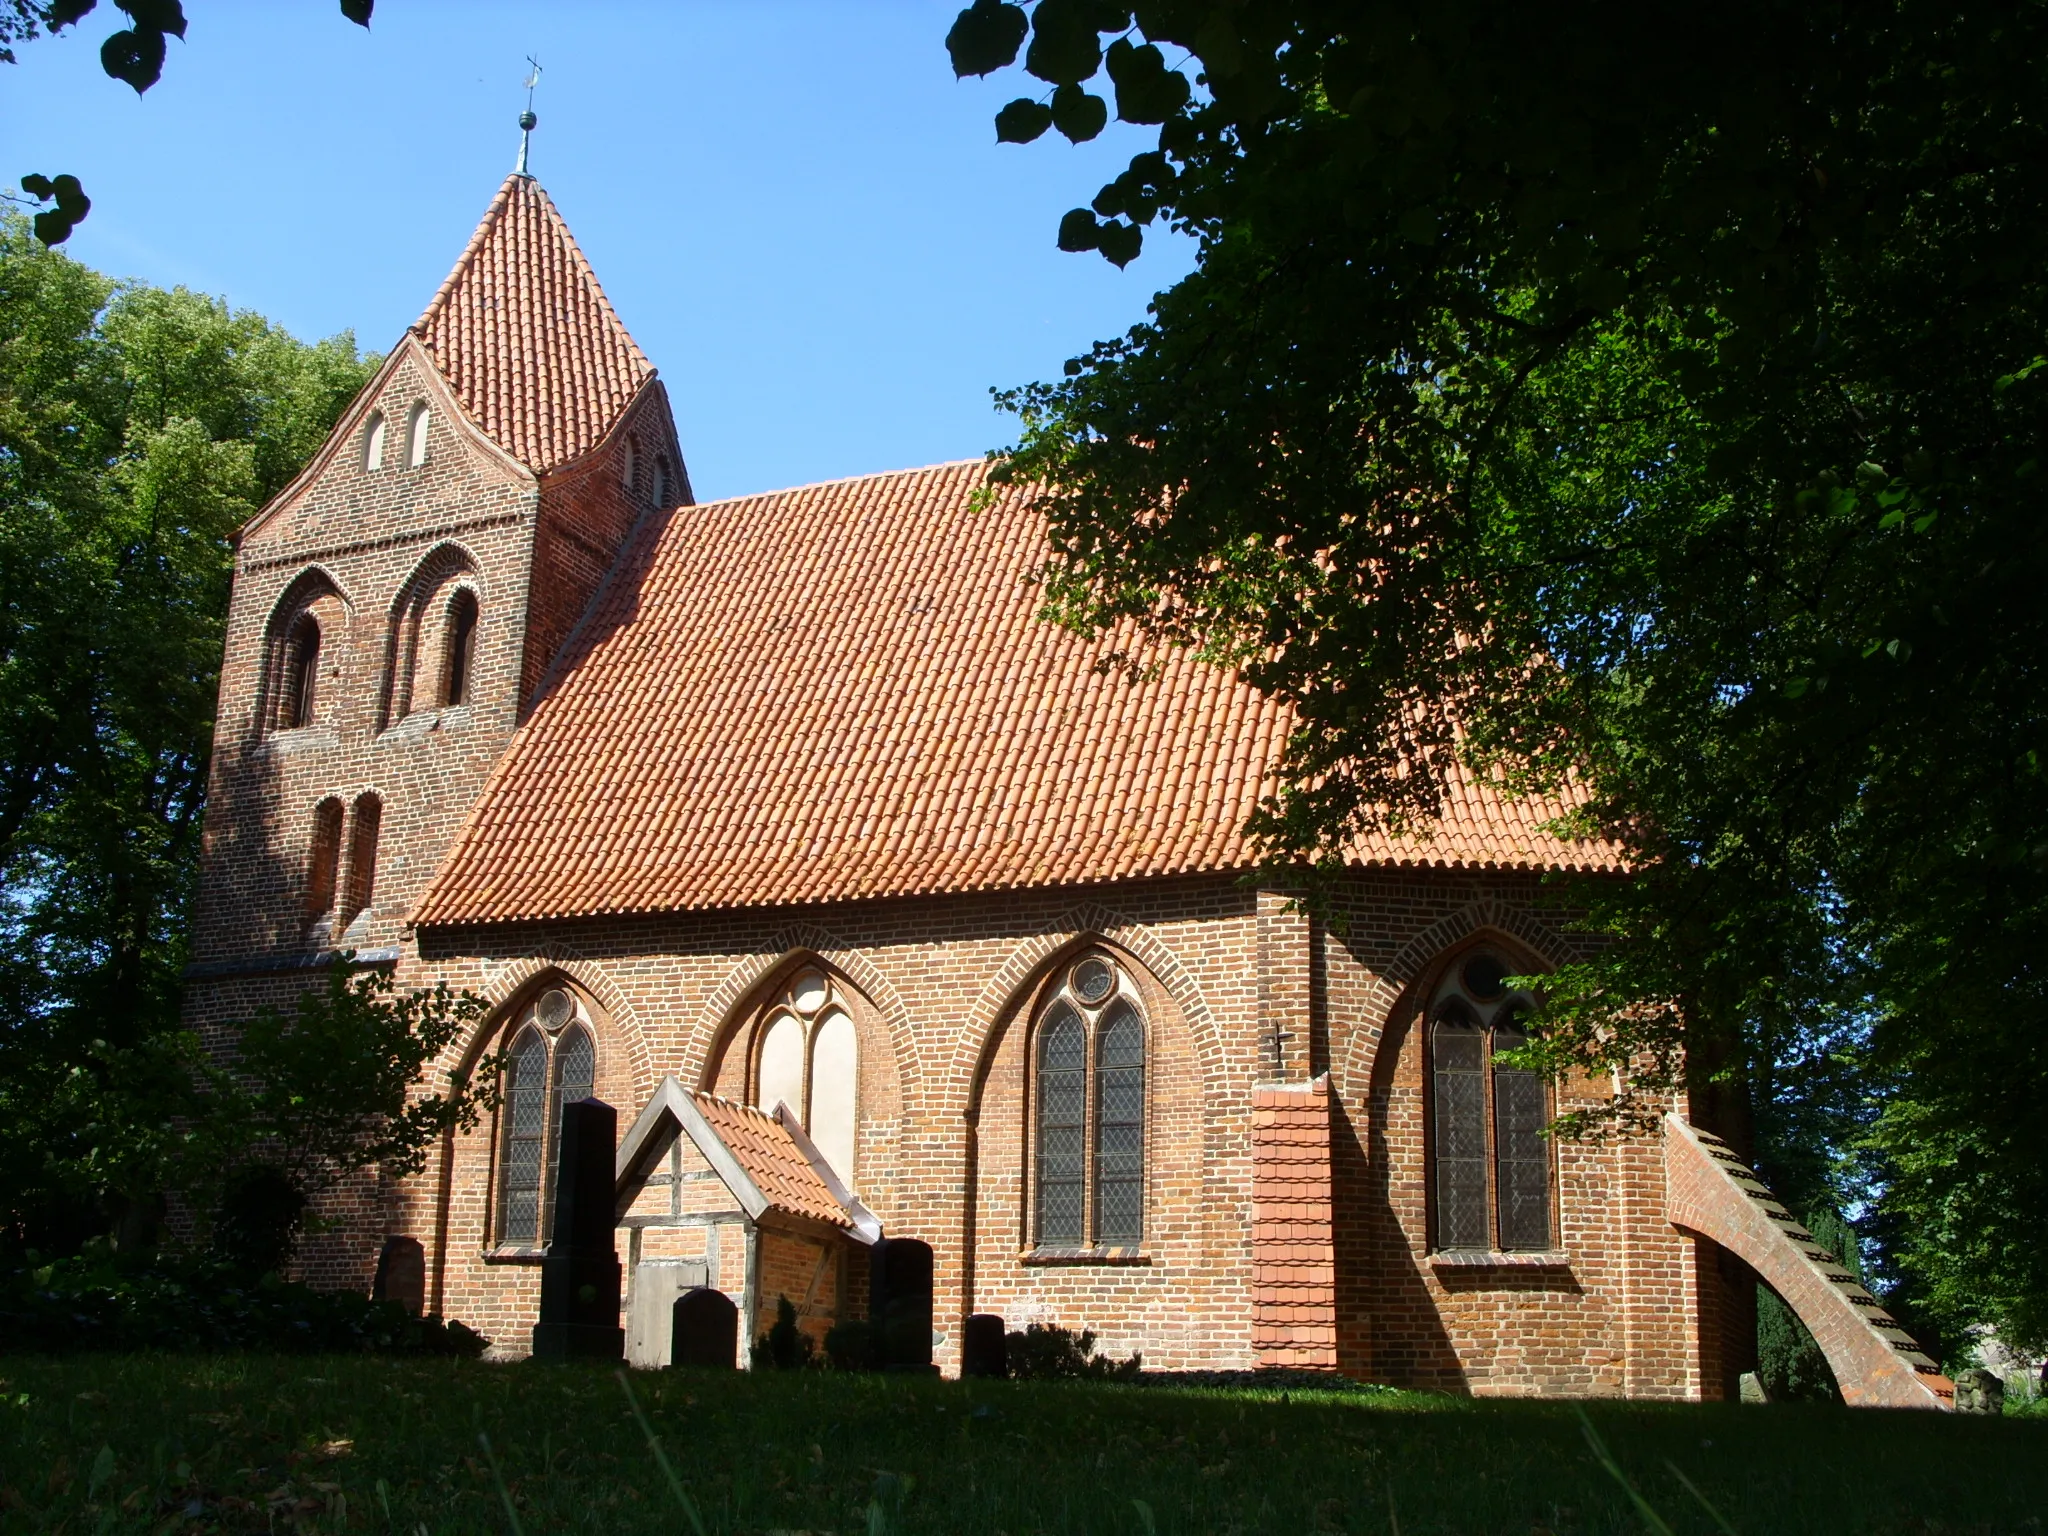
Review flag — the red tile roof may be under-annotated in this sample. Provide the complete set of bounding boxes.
[412,174,653,473]
[691,1094,852,1229]
[414,461,1618,926]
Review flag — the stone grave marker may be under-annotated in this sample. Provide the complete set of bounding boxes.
[532,1098,624,1361]
[372,1235,426,1316]
[671,1286,739,1369]
[962,1312,1007,1378]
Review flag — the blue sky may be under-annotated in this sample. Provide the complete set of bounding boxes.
[1,2,1195,501]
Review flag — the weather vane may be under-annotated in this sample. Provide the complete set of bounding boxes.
[515,57,542,177]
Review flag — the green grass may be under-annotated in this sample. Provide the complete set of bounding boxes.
[0,1356,2041,1535]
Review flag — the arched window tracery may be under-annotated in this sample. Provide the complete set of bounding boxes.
[1032,952,1148,1250]
[1427,946,1553,1253]
[749,967,859,1185]
[379,546,479,728]
[495,987,601,1250]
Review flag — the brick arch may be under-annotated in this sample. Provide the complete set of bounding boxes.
[258,565,352,731]
[950,900,1219,1123]
[1336,898,1571,1098]
[684,923,916,1095]
[379,540,482,728]
[446,944,653,1105]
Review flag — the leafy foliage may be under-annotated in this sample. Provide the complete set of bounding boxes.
[956,2,2048,1346]
[0,219,433,1265]
[752,1295,818,1371]
[1003,1321,1141,1380]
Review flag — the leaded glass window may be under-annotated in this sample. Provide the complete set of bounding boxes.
[1492,1018,1551,1251]
[1094,1001,1145,1244]
[499,1027,547,1247]
[495,989,600,1249]
[1431,1006,1490,1251]
[1036,1004,1087,1245]
[1426,949,1553,1254]
[1032,954,1149,1249]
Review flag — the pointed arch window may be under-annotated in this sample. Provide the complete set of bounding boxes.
[279,613,321,729]
[339,792,381,934]
[363,411,386,471]
[1033,953,1147,1251]
[304,798,343,928]
[496,987,601,1250]
[405,402,430,468]
[1428,949,1553,1253]
[750,968,859,1185]
[441,587,478,707]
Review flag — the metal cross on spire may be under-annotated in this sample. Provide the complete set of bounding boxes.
[514,57,542,177]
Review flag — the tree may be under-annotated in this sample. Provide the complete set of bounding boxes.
[0,215,377,1252]
[4,1,375,243]
[950,2,2048,1349]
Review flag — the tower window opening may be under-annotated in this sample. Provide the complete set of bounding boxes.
[279,613,321,730]
[652,456,669,508]
[363,411,386,471]
[305,798,343,921]
[340,793,381,931]
[441,588,479,707]
[405,402,430,468]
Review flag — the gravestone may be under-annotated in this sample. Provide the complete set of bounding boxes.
[962,1312,1007,1378]
[671,1286,739,1369]
[1738,1371,1769,1403]
[1953,1366,2005,1414]
[532,1098,624,1361]
[870,1236,936,1373]
[372,1235,426,1316]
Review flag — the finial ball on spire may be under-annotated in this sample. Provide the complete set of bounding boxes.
[520,110,537,132]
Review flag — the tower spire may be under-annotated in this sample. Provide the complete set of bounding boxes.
[514,57,542,178]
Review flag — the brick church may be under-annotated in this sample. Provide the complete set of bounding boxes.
[183,169,1954,1405]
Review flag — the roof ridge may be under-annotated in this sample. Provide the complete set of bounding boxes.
[691,457,991,510]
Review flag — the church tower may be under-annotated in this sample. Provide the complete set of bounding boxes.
[183,171,686,1046]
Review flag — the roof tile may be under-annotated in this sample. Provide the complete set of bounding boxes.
[412,174,653,472]
[415,461,1619,926]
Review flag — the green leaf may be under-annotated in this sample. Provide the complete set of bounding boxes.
[946,0,1027,77]
[100,26,167,93]
[995,98,1054,144]
[1105,38,1190,124]
[120,0,185,38]
[1025,0,1105,85]
[1051,84,1108,143]
[339,0,373,23]
[18,172,53,199]
[1398,205,1438,244]
[1057,207,1102,252]
[1096,218,1142,266]
[45,0,98,26]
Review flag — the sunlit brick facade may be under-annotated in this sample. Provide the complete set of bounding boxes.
[183,172,1759,1399]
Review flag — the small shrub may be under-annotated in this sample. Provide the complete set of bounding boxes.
[823,1316,879,1371]
[1004,1322,1141,1381]
[751,1295,816,1370]
[0,1252,488,1356]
